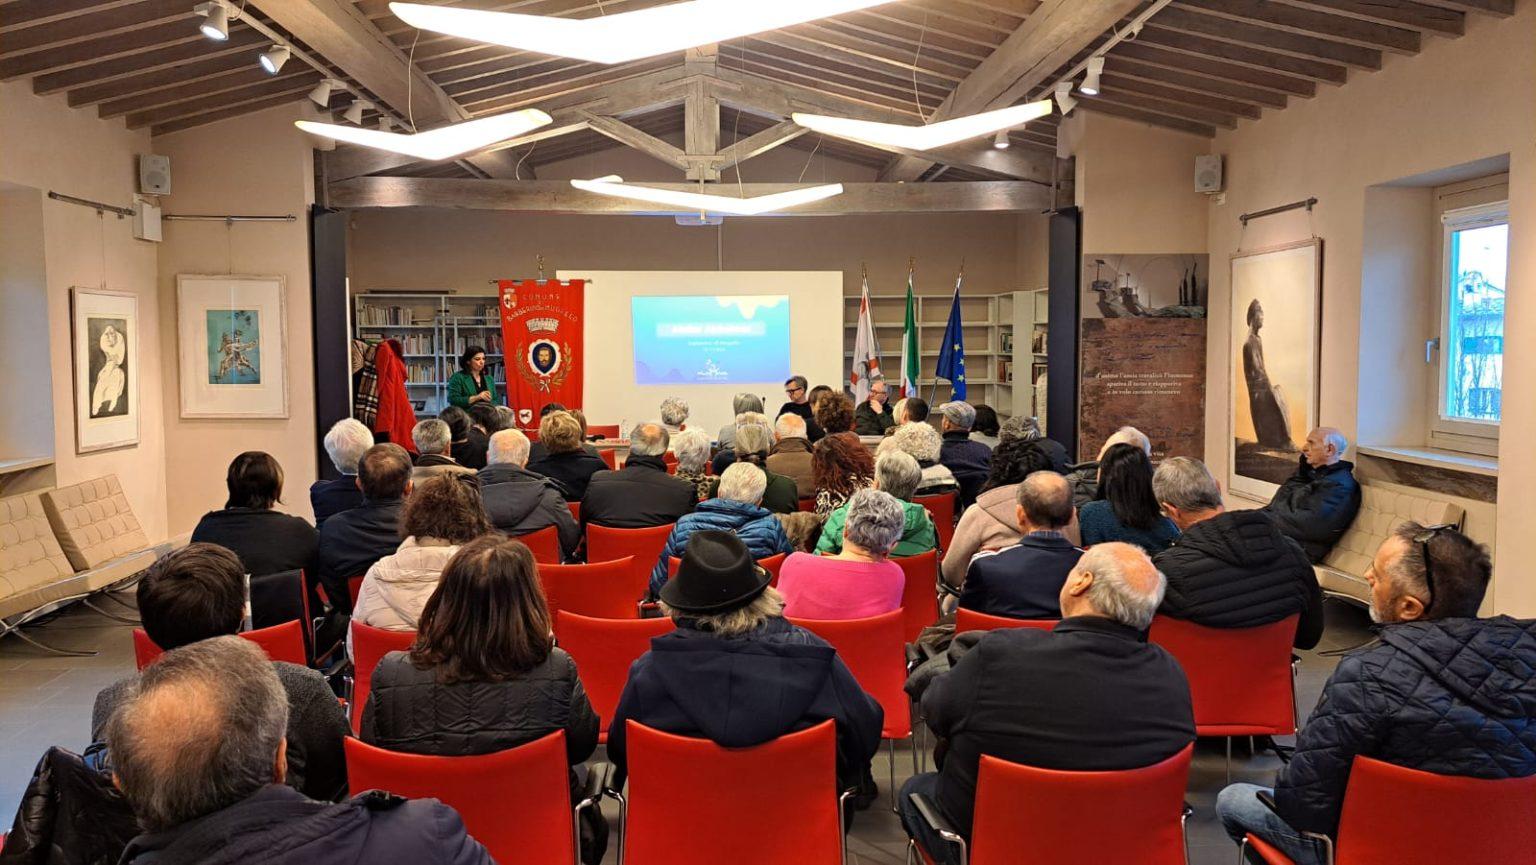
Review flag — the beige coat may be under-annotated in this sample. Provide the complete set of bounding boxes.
[940,484,1023,587]
[351,536,461,634]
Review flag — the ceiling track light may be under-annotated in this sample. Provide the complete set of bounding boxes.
[343,99,372,125]
[194,0,230,41]
[295,109,552,161]
[377,116,392,131]
[791,100,1052,151]
[1054,81,1078,116]
[1079,56,1105,97]
[570,175,844,216]
[308,78,343,107]
[259,44,290,75]
[993,130,1010,149]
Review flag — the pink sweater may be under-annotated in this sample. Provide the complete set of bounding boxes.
[778,552,903,620]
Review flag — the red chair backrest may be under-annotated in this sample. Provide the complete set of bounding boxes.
[972,743,1193,865]
[133,621,309,670]
[1149,614,1298,737]
[757,553,787,587]
[345,732,574,865]
[1332,755,1536,864]
[553,611,674,742]
[598,448,618,469]
[789,610,909,738]
[589,424,621,439]
[350,621,417,735]
[892,550,940,642]
[567,501,580,521]
[348,575,366,607]
[796,497,816,512]
[512,524,563,564]
[954,608,1058,633]
[913,492,957,556]
[586,522,674,588]
[538,557,642,619]
[622,720,844,865]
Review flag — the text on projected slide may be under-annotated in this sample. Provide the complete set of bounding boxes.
[632,295,791,384]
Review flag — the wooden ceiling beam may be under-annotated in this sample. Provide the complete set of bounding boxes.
[1076,98,1216,138]
[1150,6,1382,69]
[1095,71,1260,120]
[151,90,316,136]
[1105,55,1287,108]
[127,74,317,128]
[46,27,265,98]
[1112,40,1315,97]
[458,57,682,114]
[1135,24,1349,84]
[582,112,691,171]
[1265,0,1462,36]
[741,33,965,88]
[1,0,194,56]
[100,66,317,119]
[67,47,270,107]
[1409,0,1513,15]
[786,20,985,72]
[1,0,145,31]
[1079,87,1237,130]
[729,44,949,106]
[2,18,199,79]
[1172,0,1419,54]
[714,120,811,170]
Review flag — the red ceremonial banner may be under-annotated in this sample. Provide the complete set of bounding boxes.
[497,278,585,429]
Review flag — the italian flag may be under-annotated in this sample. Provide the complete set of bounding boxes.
[900,269,920,397]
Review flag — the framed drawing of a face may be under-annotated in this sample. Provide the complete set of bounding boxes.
[71,288,140,453]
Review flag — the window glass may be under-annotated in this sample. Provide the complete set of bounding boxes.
[1444,221,1507,423]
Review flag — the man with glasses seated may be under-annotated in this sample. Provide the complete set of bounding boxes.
[1216,523,1536,864]
[775,375,825,443]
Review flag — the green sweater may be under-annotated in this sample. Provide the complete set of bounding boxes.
[446,370,497,409]
[816,498,937,557]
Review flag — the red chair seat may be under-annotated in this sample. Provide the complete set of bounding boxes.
[913,492,957,557]
[893,550,940,643]
[954,607,1058,633]
[538,557,642,619]
[1149,614,1298,737]
[554,611,674,743]
[1243,833,1295,864]
[133,621,309,670]
[797,497,816,512]
[598,448,618,469]
[512,524,563,564]
[566,500,580,522]
[349,621,417,734]
[588,424,621,439]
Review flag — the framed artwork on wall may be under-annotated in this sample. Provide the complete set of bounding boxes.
[1228,239,1323,501]
[71,287,140,453]
[177,274,289,418]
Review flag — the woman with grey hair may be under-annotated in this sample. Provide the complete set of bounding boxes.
[670,428,714,502]
[705,418,798,513]
[879,421,960,497]
[816,451,936,557]
[778,487,907,620]
[658,397,689,435]
[716,392,765,450]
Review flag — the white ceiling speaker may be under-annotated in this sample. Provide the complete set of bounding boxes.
[1054,81,1078,115]
[1080,56,1105,96]
[194,0,230,40]
[259,44,290,75]
[308,78,342,107]
[343,99,372,125]
[1195,154,1224,194]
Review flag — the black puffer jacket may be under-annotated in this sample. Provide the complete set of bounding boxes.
[1153,510,1324,649]
[1264,459,1362,562]
[359,647,600,765]
[478,463,580,559]
[1276,616,1536,837]
[1066,460,1099,506]
[1,747,138,865]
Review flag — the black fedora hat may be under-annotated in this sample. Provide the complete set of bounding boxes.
[658,530,772,614]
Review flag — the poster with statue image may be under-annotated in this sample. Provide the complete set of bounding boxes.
[71,288,140,453]
[1228,239,1322,500]
[178,274,288,418]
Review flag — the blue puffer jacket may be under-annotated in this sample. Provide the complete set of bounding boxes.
[648,498,792,596]
[1276,616,1536,837]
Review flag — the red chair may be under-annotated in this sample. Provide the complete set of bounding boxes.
[892,550,940,643]
[538,557,643,619]
[346,732,599,865]
[586,522,674,590]
[663,451,679,472]
[348,575,366,607]
[132,621,309,670]
[598,448,619,469]
[589,424,621,439]
[797,497,817,512]
[667,553,787,586]
[789,610,912,804]
[567,500,580,521]
[511,524,564,564]
[1149,614,1298,777]
[524,427,541,442]
[621,720,850,865]
[1242,755,1536,864]
[554,612,674,743]
[909,744,1193,865]
[954,608,1058,633]
[349,621,417,734]
[913,492,958,557]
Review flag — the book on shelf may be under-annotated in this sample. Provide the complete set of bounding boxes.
[357,304,426,327]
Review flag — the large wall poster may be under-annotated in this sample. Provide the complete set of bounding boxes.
[178,275,289,418]
[71,288,140,453]
[1229,240,1323,500]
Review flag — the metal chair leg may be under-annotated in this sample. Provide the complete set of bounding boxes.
[4,627,97,657]
[888,738,899,812]
[1226,736,1233,786]
[82,598,139,624]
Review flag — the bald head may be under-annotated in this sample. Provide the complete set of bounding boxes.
[629,422,669,457]
[1058,542,1166,629]
[1015,471,1074,532]
[1303,427,1348,468]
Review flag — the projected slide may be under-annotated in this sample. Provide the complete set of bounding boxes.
[632,295,791,384]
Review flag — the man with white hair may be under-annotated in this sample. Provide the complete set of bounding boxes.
[478,429,579,559]
[648,462,793,596]
[311,418,373,525]
[410,418,476,484]
[853,377,895,436]
[901,542,1194,864]
[582,423,697,530]
[1066,425,1152,506]
[937,401,993,507]
[1264,426,1362,562]
[767,413,815,498]
[1152,457,1323,648]
[716,393,765,451]
[659,397,689,436]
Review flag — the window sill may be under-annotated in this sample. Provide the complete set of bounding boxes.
[1357,445,1497,477]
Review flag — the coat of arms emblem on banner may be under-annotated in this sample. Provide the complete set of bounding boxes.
[516,316,573,393]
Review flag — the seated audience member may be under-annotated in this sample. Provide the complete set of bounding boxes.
[411,418,477,484]
[900,396,930,425]
[352,475,494,635]
[1152,457,1323,649]
[781,488,906,620]
[716,393,765,451]
[478,429,579,559]
[649,462,793,596]
[659,396,689,436]
[362,534,606,863]
[439,405,483,471]
[106,637,492,865]
[937,401,994,508]
[815,392,857,437]
[581,423,697,529]
[706,419,798,514]
[1263,427,1362,563]
[813,432,875,514]
[710,409,758,476]
[998,415,1069,467]
[1066,426,1151,506]
[943,435,1071,588]
[670,429,714,502]
[817,452,935,557]
[466,402,503,463]
[969,405,1001,450]
[609,531,883,801]
[768,413,816,498]
[777,375,826,442]
[902,543,1194,861]
[776,510,827,554]
[1078,443,1180,553]
[92,544,347,802]
[192,451,317,579]
[1217,525,1532,865]
[524,403,596,464]
[959,472,1082,619]
[318,444,413,615]
[526,410,607,502]
[882,421,960,498]
[311,419,372,526]
[853,378,895,436]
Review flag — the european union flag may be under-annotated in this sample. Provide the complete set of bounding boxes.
[935,278,966,401]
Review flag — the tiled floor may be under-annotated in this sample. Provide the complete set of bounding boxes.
[0,594,1375,864]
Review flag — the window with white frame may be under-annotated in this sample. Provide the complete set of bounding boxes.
[1433,200,1507,451]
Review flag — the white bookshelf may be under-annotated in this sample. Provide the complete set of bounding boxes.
[353,292,507,415]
